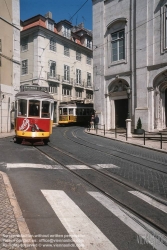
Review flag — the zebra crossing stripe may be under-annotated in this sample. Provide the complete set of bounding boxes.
[7,163,63,169]
[92,164,120,169]
[66,165,90,170]
[41,190,118,250]
[129,191,167,214]
[88,191,167,250]
[6,163,119,170]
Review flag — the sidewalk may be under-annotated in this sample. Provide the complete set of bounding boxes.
[0,130,15,139]
[0,130,35,250]
[86,128,167,153]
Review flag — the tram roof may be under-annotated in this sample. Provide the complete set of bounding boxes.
[59,102,93,108]
[15,91,54,101]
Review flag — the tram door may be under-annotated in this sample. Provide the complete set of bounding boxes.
[69,108,74,122]
[115,99,128,128]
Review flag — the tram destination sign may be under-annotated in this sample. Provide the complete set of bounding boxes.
[21,85,49,92]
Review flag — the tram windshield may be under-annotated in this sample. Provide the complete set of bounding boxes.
[42,101,50,118]
[29,100,40,116]
[18,99,27,117]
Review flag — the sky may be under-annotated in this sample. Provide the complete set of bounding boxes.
[20,0,92,30]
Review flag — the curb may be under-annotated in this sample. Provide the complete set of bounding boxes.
[0,171,36,250]
[86,130,167,154]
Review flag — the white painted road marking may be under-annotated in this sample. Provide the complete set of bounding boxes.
[129,191,167,214]
[66,165,90,170]
[7,163,120,170]
[88,191,167,250]
[41,190,118,250]
[7,163,63,169]
[92,164,120,169]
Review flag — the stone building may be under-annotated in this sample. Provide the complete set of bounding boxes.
[92,0,167,131]
[0,0,20,133]
[20,12,93,123]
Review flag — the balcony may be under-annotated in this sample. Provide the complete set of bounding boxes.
[47,73,61,82]
[74,80,84,88]
[62,77,73,85]
[85,81,93,89]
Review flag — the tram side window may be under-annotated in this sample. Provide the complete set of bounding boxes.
[59,108,62,115]
[63,108,67,115]
[77,108,82,115]
[18,99,27,116]
[29,101,40,116]
[42,101,50,118]
[69,108,73,115]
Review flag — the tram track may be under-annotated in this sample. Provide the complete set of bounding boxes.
[64,127,167,174]
[35,142,167,238]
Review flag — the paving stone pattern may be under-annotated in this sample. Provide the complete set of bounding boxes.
[0,174,25,250]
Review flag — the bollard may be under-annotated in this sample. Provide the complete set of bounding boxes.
[95,124,98,134]
[115,127,117,138]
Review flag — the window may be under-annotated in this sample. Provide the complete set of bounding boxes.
[87,56,91,65]
[86,38,92,49]
[18,99,27,116]
[76,69,81,84]
[76,89,82,98]
[42,101,50,118]
[76,51,81,61]
[49,82,57,94]
[64,46,70,56]
[29,101,40,117]
[64,65,70,81]
[50,38,56,51]
[111,30,125,61]
[50,61,56,77]
[48,20,54,31]
[62,86,71,96]
[87,73,91,86]
[63,26,71,38]
[21,60,28,75]
[21,37,28,51]
[86,91,93,100]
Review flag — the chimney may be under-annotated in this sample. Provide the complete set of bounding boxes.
[45,12,52,19]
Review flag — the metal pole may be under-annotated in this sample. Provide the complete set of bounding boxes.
[104,124,105,136]
[144,130,145,145]
[160,133,162,149]
[126,127,127,141]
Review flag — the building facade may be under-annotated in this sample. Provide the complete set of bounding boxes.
[0,0,20,133]
[92,0,167,131]
[20,13,93,123]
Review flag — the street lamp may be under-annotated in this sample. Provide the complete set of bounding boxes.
[126,86,131,119]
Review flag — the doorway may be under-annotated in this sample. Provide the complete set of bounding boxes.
[115,99,128,128]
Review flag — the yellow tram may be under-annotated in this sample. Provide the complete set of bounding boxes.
[58,102,94,126]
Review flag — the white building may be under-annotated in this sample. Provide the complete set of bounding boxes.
[92,0,167,131]
[20,12,93,123]
[0,0,20,133]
